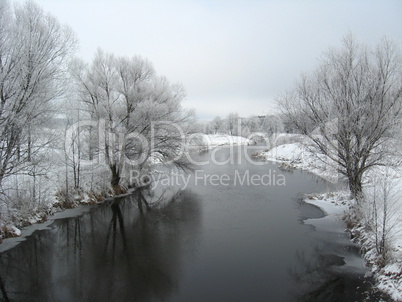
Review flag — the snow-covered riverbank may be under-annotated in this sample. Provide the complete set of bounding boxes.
[0,161,113,243]
[256,141,402,301]
[197,134,252,150]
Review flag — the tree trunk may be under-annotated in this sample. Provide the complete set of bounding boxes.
[110,164,120,186]
[27,127,31,162]
[348,173,363,203]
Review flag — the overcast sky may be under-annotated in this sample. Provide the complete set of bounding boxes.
[14,0,402,120]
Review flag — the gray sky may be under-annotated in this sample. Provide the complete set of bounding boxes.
[15,0,402,120]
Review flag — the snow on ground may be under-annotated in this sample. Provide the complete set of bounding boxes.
[197,134,252,149]
[0,150,113,244]
[255,141,339,183]
[256,139,402,301]
[304,191,350,218]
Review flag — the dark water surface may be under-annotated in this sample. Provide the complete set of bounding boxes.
[0,146,376,301]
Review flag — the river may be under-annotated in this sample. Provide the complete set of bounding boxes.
[0,145,377,301]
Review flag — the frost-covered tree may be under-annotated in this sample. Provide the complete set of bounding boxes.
[262,115,284,135]
[0,0,76,189]
[246,116,262,133]
[71,50,121,185]
[226,112,240,136]
[72,50,194,187]
[210,116,223,134]
[279,35,402,202]
[368,171,400,263]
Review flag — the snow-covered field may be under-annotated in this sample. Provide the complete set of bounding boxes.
[256,139,402,301]
[196,134,252,150]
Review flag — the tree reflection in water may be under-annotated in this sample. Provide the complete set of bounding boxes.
[0,188,202,302]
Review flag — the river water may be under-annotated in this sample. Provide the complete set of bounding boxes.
[0,146,376,301]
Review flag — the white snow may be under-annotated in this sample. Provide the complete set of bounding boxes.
[10,226,21,237]
[256,141,340,183]
[196,134,252,150]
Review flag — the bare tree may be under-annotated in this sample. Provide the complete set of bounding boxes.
[226,112,240,136]
[0,0,76,189]
[210,116,223,134]
[262,115,284,135]
[72,50,194,188]
[366,169,401,265]
[279,34,402,202]
[245,115,262,133]
[72,50,123,186]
